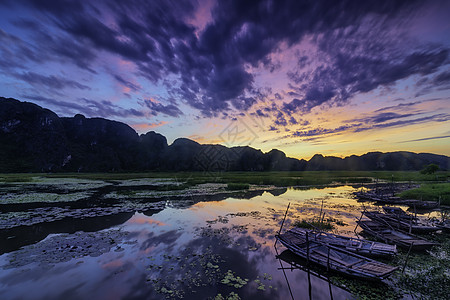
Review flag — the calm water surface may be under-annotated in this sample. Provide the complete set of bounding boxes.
[0,186,422,299]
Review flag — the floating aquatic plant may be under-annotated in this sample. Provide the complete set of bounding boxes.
[220,270,248,288]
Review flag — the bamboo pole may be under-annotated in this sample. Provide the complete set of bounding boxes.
[414,204,417,225]
[306,231,310,266]
[278,202,291,235]
[327,247,330,272]
[354,211,364,234]
[402,242,414,274]
[409,215,412,234]
[275,202,290,247]
[319,199,324,226]
[274,245,295,300]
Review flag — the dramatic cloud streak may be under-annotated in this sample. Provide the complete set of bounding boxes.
[0,0,449,157]
[13,72,90,91]
[23,94,145,118]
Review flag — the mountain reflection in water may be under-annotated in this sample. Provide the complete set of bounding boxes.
[0,186,391,299]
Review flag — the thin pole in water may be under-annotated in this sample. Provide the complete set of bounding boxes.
[402,242,414,274]
[354,211,364,234]
[278,202,291,235]
[391,174,394,197]
[319,199,324,225]
[414,204,417,225]
[327,247,330,272]
[306,231,310,266]
[409,215,412,234]
[274,245,295,300]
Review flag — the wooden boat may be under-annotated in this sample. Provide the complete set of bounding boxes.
[382,206,416,220]
[357,219,438,250]
[364,211,439,233]
[354,191,386,202]
[354,191,405,205]
[402,199,439,209]
[354,192,439,209]
[437,221,450,233]
[431,220,450,233]
[276,229,398,281]
[288,227,397,258]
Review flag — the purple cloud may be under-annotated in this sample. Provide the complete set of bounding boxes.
[13,72,91,90]
[144,99,183,118]
[23,94,145,118]
[292,113,450,140]
[0,0,448,119]
[113,74,141,92]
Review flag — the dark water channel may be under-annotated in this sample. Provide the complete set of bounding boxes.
[0,185,436,299]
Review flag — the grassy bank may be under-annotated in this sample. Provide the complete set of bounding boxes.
[1,171,449,187]
[399,183,450,205]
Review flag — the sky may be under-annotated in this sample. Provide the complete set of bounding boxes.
[0,0,449,160]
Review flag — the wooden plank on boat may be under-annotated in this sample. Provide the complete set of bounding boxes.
[356,262,397,277]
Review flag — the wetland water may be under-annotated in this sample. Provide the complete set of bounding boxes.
[0,182,444,299]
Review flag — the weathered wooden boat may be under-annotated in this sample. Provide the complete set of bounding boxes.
[357,219,438,251]
[437,221,450,233]
[276,229,398,281]
[354,191,439,209]
[431,220,450,233]
[382,206,416,220]
[289,227,397,258]
[373,196,403,205]
[354,191,386,202]
[401,199,439,209]
[364,211,439,233]
[354,191,404,205]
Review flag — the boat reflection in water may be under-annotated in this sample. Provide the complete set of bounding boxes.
[275,247,342,300]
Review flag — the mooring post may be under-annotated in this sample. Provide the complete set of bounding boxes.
[402,242,414,274]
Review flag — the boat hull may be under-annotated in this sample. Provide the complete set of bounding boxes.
[276,230,398,281]
[288,227,397,258]
[357,220,438,251]
[364,211,439,234]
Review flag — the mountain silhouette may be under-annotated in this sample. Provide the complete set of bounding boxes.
[0,97,448,172]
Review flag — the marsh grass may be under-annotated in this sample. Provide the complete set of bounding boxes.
[2,171,449,188]
[399,183,450,205]
[329,233,450,300]
[391,234,450,300]
[330,276,400,300]
[0,174,35,182]
[116,183,190,195]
